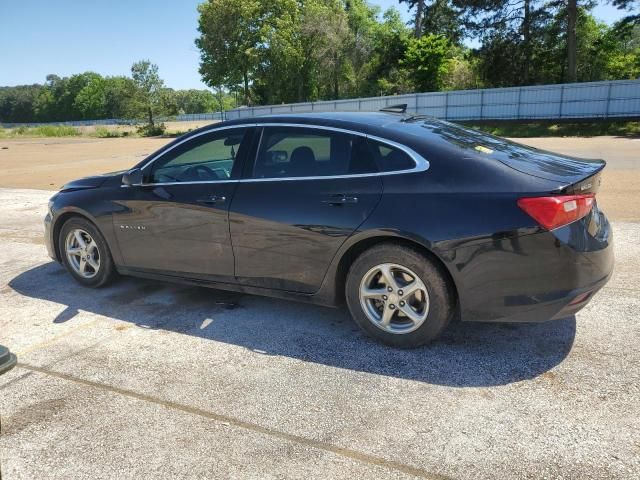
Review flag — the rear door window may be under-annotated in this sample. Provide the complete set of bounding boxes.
[253,127,377,179]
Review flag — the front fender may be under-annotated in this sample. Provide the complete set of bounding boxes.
[49,190,122,265]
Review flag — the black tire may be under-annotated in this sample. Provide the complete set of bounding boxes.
[59,217,118,288]
[345,243,455,348]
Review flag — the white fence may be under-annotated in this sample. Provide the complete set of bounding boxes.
[2,80,639,128]
[226,79,640,122]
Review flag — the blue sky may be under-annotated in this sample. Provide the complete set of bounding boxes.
[0,0,629,90]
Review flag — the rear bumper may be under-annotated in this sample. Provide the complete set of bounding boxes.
[452,207,614,323]
[472,266,612,323]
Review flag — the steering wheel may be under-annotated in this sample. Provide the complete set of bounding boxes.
[185,164,220,181]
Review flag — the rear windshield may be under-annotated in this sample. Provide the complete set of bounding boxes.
[397,119,605,182]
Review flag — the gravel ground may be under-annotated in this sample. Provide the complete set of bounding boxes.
[0,186,638,479]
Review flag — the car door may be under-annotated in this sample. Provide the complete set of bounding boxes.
[112,127,252,281]
[228,125,383,293]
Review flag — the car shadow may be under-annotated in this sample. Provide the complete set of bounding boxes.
[9,262,576,387]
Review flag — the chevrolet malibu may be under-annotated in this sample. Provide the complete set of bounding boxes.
[44,111,613,347]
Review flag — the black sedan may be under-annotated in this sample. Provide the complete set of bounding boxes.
[44,112,613,347]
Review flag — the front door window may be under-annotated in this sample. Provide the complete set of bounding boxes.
[150,128,248,183]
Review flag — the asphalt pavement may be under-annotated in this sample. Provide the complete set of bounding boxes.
[0,187,638,479]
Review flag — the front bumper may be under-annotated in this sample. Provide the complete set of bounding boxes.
[44,211,57,261]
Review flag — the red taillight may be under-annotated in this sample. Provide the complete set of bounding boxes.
[517,194,595,230]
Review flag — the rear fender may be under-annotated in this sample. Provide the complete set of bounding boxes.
[315,227,463,308]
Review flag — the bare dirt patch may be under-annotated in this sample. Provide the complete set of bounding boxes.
[0,137,170,189]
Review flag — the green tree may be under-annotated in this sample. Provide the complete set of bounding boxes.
[131,60,165,125]
[342,0,382,97]
[196,0,263,105]
[442,49,480,89]
[254,0,307,103]
[301,0,352,99]
[368,8,414,95]
[103,76,138,119]
[401,34,453,91]
[0,85,41,123]
[400,0,427,37]
[456,0,550,86]
[531,5,628,84]
[31,76,60,122]
[74,75,107,119]
[422,0,464,45]
[173,89,218,114]
[585,17,640,79]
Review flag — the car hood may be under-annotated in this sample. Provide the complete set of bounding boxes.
[60,170,126,192]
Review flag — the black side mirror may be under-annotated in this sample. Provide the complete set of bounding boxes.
[122,168,144,186]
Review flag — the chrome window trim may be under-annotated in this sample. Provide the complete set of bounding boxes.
[121,179,240,188]
[126,122,429,187]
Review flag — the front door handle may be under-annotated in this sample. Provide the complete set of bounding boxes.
[197,195,227,205]
[322,194,359,206]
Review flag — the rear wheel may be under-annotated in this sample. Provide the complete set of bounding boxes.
[59,217,117,288]
[346,244,454,348]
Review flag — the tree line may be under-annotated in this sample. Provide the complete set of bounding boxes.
[2,0,638,124]
[0,60,234,124]
[196,0,639,104]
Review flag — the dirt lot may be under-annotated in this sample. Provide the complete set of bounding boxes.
[0,134,639,479]
[1,135,638,221]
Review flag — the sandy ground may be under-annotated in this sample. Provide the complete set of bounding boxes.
[0,137,166,189]
[0,135,637,221]
[0,188,639,479]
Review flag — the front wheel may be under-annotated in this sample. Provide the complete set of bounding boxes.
[345,244,455,348]
[59,217,117,288]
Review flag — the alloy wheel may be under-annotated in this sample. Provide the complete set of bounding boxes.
[359,263,429,334]
[65,228,101,279]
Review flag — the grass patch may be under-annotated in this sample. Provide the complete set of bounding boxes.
[92,126,125,138]
[0,125,80,137]
[30,125,79,137]
[462,120,640,138]
[0,124,137,138]
[137,122,166,137]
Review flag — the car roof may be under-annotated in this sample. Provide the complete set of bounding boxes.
[197,111,410,135]
[245,111,403,125]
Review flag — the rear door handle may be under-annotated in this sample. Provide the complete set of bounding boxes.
[197,195,227,205]
[322,194,359,206]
